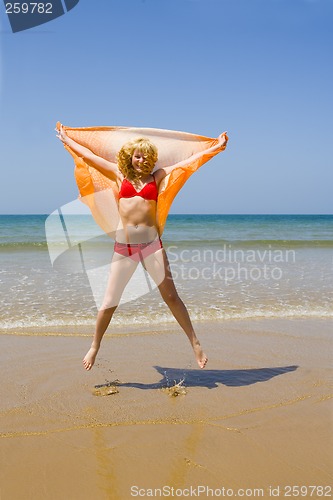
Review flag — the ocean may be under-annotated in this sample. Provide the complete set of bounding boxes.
[1,214,332,333]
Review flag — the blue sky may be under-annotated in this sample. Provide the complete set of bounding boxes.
[0,0,332,214]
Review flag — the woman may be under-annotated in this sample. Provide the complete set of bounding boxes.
[57,125,228,370]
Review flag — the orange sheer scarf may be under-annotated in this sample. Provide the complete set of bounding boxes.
[56,123,226,236]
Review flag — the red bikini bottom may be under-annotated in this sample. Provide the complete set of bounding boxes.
[114,237,163,262]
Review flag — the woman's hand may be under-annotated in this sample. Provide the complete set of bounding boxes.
[56,124,68,145]
[217,131,228,147]
[55,123,120,180]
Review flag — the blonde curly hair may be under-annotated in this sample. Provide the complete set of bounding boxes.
[117,138,158,180]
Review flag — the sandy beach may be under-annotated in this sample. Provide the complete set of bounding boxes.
[1,318,332,499]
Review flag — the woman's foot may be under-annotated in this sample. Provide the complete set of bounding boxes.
[83,346,99,370]
[193,342,208,369]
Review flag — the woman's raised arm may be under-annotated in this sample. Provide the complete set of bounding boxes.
[56,125,121,181]
[154,132,228,183]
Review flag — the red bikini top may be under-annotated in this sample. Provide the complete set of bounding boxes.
[118,176,158,202]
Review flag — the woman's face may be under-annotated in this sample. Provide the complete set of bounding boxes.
[132,149,145,172]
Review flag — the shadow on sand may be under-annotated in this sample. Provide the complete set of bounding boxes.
[97,365,299,391]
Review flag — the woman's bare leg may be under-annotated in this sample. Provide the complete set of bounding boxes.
[144,249,208,369]
[82,307,117,370]
[83,254,139,370]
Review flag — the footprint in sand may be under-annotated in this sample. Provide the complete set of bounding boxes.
[162,379,187,397]
[93,380,121,396]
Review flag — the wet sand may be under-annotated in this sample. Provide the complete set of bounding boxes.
[1,318,332,499]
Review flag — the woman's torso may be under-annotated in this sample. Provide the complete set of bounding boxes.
[116,174,160,244]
